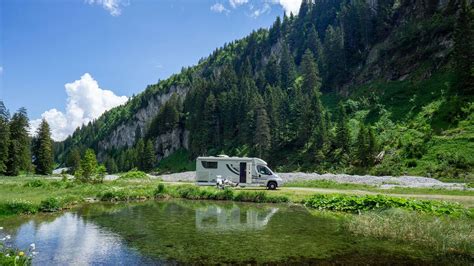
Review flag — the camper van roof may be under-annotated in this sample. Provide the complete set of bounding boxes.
[197,156,267,165]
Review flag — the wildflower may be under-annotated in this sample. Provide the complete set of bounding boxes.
[0,237,5,241]
[5,254,10,257]
[30,243,35,250]
[19,251,24,256]
[5,235,10,240]
[0,227,3,230]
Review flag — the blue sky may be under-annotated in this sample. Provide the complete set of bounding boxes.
[0,0,301,140]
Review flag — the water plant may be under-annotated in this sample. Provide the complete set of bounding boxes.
[304,194,469,216]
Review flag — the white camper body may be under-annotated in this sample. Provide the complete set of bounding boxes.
[195,156,283,189]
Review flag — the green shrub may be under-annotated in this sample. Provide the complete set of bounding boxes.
[304,194,467,216]
[23,179,47,188]
[120,170,148,179]
[154,183,166,197]
[39,197,62,212]
[0,200,37,215]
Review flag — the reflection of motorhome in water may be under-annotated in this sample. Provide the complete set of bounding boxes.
[195,155,283,189]
[195,204,279,231]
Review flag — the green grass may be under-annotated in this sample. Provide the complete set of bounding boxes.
[119,170,148,179]
[284,179,474,196]
[285,180,375,190]
[345,208,473,256]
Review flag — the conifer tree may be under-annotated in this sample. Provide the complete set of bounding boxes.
[33,119,54,175]
[143,140,156,172]
[453,0,474,94]
[301,49,322,95]
[253,95,271,158]
[0,101,9,174]
[7,108,31,176]
[66,147,81,174]
[356,123,368,167]
[335,102,350,154]
[105,157,118,174]
[77,149,98,182]
[280,44,296,89]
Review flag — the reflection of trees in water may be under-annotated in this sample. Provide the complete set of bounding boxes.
[195,204,279,231]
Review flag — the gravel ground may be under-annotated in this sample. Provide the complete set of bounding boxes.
[149,171,470,190]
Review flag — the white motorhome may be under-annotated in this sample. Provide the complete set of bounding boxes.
[195,155,283,190]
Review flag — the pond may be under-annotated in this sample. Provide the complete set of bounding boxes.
[0,200,463,264]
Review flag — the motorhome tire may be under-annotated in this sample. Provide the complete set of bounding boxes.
[267,181,277,190]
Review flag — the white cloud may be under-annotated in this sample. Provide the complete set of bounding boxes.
[86,0,128,16]
[30,73,128,141]
[275,0,301,15]
[229,0,248,8]
[250,3,271,18]
[210,3,228,13]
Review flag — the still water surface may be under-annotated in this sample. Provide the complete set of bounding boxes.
[0,200,459,264]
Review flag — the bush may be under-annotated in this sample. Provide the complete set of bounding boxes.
[39,197,62,212]
[120,170,148,179]
[154,183,166,197]
[0,200,37,215]
[304,194,467,216]
[23,179,47,188]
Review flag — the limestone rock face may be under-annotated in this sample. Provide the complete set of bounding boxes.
[154,128,190,160]
[98,85,190,158]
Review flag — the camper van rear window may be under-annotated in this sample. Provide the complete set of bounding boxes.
[201,161,218,169]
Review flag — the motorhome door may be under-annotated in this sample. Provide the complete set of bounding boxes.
[239,162,246,183]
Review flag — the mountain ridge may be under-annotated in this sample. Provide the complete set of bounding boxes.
[55,0,474,180]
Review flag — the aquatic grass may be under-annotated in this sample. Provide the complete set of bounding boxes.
[346,209,474,256]
[304,194,469,216]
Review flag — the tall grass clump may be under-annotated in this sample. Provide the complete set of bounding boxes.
[304,194,468,216]
[0,200,38,216]
[346,209,474,256]
[120,170,148,179]
[39,197,62,212]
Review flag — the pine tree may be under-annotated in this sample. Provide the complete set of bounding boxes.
[7,108,31,176]
[143,140,156,172]
[33,119,54,175]
[335,102,350,154]
[105,157,118,174]
[135,139,145,170]
[280,43,296,89]
[76,149,98,182]
[66,147,81,174]
[0,101,9,174]
[453,0,474,95]
[253,95,271,158]
[301,49,322,95]
[367,126,377,165]
[265,56,281,87]
[356,123,368,167]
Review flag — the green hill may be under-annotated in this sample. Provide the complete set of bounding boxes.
[55,0,474,181]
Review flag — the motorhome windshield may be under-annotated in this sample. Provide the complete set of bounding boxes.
[257,165,273,175]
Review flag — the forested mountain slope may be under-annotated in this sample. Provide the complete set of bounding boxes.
[55,0,474,180]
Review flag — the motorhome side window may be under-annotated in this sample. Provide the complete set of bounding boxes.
[201,161,218,169]
[257,165,271,175]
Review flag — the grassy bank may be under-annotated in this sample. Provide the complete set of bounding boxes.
[285,179,474,196]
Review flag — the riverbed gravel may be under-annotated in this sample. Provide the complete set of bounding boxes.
[150,171,469,190]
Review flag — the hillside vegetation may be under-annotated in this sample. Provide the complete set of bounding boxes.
[53,0,473,181]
